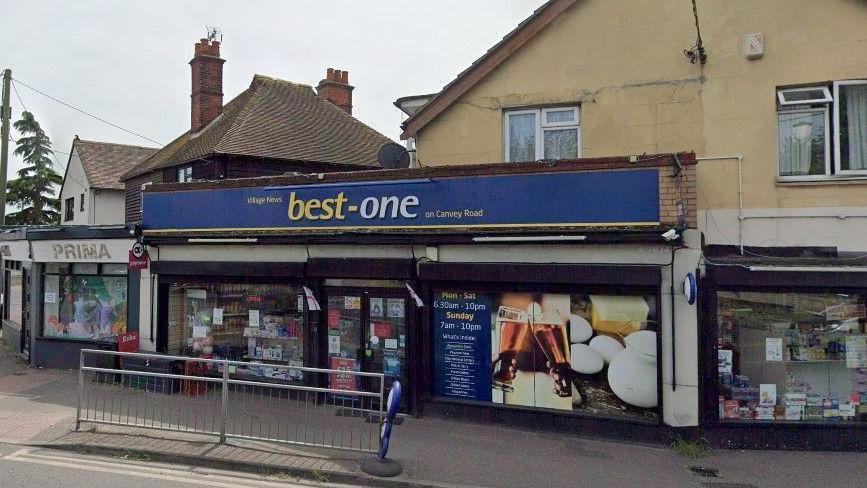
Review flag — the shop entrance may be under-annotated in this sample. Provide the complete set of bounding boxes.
[20,267,31,360]
[324,281,410,411]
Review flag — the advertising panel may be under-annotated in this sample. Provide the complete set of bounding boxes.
[142,170,660,233]
[433,290,659,421]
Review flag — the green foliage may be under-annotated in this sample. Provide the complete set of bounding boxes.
[671,435,712,458]
[5,111,62,225]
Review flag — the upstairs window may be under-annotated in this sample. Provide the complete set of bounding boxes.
[177,165,193,183]
[505,106,580,162]
[777,86,832,106]
[79,193,85,212]
[834,81,867,174]
[777,81,867,179]
[64,197,74,222]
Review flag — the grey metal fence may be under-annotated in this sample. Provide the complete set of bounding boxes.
[76,349,385,453]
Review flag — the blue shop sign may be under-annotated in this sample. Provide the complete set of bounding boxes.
[142,169,659,233]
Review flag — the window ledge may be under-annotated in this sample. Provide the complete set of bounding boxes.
[777,176,867,187]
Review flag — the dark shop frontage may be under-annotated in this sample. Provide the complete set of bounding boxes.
[138,154,704,439]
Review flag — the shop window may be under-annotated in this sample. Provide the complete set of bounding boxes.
[4,268,23,326]
[45,263,69,274]
[432,289,659,421]
[102,263,129,275]
[716,291,867,422]
[167,281,306,382]
[43,267,129,341]
[504,106,580,162]
[777,80,867,179]
[73,263,99,275]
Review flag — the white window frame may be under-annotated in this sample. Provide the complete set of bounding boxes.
[140,181,153,216]
[541,107,580,127]
[504,109,538,163]
[504,106,581,162]
[177,165,193,183]
[777,107,831,181]
[777,86,832,106]
[833,80,867,176]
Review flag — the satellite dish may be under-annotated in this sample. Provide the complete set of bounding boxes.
[377,143,411,169]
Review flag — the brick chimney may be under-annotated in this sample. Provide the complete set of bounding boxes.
[317,68,354,115]
[189,38,225,131]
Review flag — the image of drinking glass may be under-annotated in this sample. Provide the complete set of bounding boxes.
[532,310,573,398]
[546,360,584,405]
[492,306,530,392]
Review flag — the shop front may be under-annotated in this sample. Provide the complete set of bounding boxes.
[420,262,662,426]
[139,154,701,436]
[147,247,419,408]
[703,261,867,449]
[1,230,33,359]
[25,226,140,369]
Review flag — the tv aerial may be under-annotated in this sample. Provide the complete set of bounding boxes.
[377,143,411,169]
[206,25,222,43]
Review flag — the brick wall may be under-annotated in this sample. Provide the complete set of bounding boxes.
[316,68,353,115]
[190,39,225,131]
[658,160,697,228]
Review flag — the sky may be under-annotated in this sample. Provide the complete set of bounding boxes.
[0,0,547,178]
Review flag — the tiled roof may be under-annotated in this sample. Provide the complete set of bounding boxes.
[73,139,158,190]
[122,75,394,180]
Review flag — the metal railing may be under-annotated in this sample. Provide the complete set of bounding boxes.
[76,349,385,453]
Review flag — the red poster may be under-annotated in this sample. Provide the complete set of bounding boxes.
[373,322,393,338]
[327,310,340,328]
[128,250,149,270]
[118,331,140,353]
[329,357,357,391]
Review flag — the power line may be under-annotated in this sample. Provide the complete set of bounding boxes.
[11,77,163,146]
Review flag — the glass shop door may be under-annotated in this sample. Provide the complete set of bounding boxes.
[324,288,410,411]
[325,293,364,392]
[365,293,408,410]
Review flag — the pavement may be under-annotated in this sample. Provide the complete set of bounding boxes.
[1,339,866,488]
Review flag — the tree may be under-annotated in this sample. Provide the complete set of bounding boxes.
[5,111,62,225]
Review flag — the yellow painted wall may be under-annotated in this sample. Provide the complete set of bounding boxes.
[414,0,867,211]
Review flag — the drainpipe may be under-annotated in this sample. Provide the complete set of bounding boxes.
[696,155,744,254]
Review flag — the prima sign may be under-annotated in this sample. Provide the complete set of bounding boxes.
[0,240,31,261]
[52,243,111,260]
[31,239,132,263]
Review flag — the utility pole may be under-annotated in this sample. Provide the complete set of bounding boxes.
[0,68,11,225]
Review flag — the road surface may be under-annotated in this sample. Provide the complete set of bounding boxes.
[0,443,361,488]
